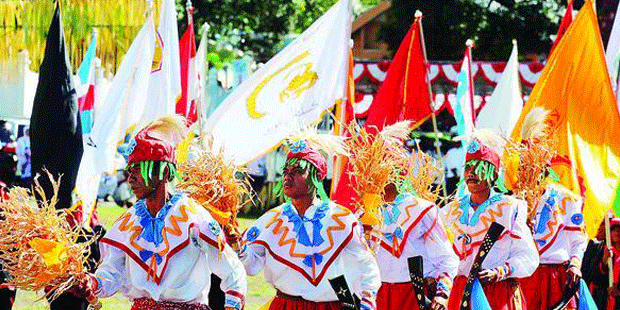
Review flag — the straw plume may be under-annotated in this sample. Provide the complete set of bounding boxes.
[400,147,443,202]
[0,171,94,301]
[506,108,556,224]
[176,139,250,231]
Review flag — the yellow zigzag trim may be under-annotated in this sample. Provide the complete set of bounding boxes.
[266,211,307,259]
[117,212,144,251]
[318,206,349,255]
[473,201,509,237]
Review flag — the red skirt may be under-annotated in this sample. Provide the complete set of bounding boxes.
[376,282,419,310]
[448,276,526,310]
[130,297,211,310]
[520,264,577,310]
[270,291,341,310]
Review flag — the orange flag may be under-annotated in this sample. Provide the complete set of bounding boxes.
[511,0,620,237]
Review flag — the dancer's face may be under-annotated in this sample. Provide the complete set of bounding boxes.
[282,164,312,199]
[464,164,490,194]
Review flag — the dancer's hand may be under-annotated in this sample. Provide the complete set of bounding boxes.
[478,268,500,283]
[73,273,98,300]
[431,295,447,310]
[566,266,581,287]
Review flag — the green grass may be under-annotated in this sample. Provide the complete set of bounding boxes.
[13,202,273,310]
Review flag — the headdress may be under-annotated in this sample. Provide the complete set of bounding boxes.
[276,128,349,203]
[125,115,187,185]
[461,129,505,187]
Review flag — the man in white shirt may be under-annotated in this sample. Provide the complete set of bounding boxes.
[443,138,538,310]
[236,138,381,310]
[77,116,247,310]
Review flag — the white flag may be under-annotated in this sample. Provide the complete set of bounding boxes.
[142,0,182,123]
[607,2,620,115]
[452,42,475,139]
[207,0,351,165]
[85,15,155,176]
[476,41,523,137]
[196,23,209,125]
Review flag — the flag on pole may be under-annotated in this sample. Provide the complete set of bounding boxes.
[142,0,182,123]
[195,23,209,127]
[177,5,199,125]
[76,29,98,135]
[30,3,83,212]
[452,41,475,139]
[550,0,574,56]
[81,14,156,191]
[476,40,523,136]
[605,0,620,113]
[511,1,620,237]
[330,49,355,204]
[206,0,352,165]
[364,16,432,131]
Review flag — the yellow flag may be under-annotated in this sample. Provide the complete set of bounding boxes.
[511,1,620,237]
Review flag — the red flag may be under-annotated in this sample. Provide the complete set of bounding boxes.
[331,50,356,208]
[549,0,574,55]
[332,17,434,210]
[364,17,432,131]
[177,6,198,124]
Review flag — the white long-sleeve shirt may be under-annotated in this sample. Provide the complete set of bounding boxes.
[531,184,587,265]
[95,193,247,309]
[15,135,31,178]
[240,199,381,310]
[369,194,458,296]
[442,192,539,278]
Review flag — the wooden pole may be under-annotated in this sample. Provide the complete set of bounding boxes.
[417,11,448,198]
[607,215,614,287]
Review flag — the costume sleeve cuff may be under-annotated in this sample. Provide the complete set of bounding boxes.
[225,290,245,310]
[493,263,511,281]
[360,292,376,310]
[568,256,581,269]
[436,276,452,297]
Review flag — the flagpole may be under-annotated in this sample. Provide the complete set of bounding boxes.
[417,11,448,198]
[606,215,614,288]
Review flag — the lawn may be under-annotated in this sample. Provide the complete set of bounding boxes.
[13,202,274,310]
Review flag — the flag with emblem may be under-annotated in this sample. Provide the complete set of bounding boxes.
[206,0,351,165]
[142,0,182,123]
[511,1,620,237]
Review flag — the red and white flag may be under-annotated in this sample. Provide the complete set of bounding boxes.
[177,6,199,125]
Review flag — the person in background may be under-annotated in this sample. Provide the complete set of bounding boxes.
[15,126,32,188]
[582,218,611,310]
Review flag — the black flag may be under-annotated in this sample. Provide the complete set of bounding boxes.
[30,2,83,210]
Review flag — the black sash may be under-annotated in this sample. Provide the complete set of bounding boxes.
[329,275,359,310]
[459,222,505,310]
[408,256,431,310]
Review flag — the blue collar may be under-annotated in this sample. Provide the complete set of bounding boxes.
[459,192,504,226]
[282,201,328,247]
[134,192,183,247]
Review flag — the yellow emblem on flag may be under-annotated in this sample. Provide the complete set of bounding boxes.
[247,51,318,119]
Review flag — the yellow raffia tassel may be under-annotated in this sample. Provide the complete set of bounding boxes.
[176,131,196,165]
[0,171,94,301]
[176,139,250,231]
[28,238,68,268]
[359,193,382,226]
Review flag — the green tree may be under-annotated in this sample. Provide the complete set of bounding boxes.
[378,0,566,61]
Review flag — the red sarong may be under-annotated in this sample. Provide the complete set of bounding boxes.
[520,264,576,310]
[130,297,211,310]
[448,275,525,310]
[270,291,341,310]
[376,282,420,310]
